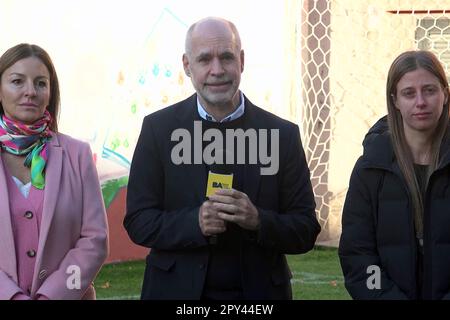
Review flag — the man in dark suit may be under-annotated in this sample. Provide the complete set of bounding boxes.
[124,17,320,300]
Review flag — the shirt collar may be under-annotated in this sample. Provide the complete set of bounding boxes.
[197,91,245,123]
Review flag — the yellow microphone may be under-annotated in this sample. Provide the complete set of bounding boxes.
[205,152,233,245]
[206,171,233,197]
[205,149,234,198]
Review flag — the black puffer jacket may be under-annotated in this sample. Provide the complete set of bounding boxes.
[339,116,450,299]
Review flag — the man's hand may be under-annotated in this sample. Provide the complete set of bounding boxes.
[208,189,260,231]
[199,200,227,237]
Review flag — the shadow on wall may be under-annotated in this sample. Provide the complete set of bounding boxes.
[103,184,148,263]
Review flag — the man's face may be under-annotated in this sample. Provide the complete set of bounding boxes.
[183,22,244,111]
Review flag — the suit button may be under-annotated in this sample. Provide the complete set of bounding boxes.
[27,249,36,258]
[24,211,33,219]
[38,270,47,279]
[199,264,205,270]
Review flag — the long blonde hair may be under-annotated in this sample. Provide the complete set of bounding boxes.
[386,50,450,238]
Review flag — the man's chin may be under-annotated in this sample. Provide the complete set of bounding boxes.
[204,90,241,105]
[203,95,233,107]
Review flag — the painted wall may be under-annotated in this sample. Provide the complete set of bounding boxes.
[2,0,448,254]
[325,0,448,244]
[0,0,301,261]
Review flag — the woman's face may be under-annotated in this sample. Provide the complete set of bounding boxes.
[0,57,50,124]
[394,67,448,136]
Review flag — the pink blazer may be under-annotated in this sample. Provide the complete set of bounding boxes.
[0,133,109,300]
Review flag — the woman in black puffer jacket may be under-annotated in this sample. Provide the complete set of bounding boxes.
[339,50,450,300]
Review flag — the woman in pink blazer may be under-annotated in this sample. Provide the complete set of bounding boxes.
[0,44,109,300]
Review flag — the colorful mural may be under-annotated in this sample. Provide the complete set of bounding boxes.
[0,1,301,261]
[98,7,191,204]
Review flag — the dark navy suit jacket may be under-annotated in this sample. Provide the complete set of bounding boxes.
[124,94,320,299]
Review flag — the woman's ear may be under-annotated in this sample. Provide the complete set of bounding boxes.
[391,94,399,109]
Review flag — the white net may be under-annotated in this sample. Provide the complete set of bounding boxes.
[299,0,450,245]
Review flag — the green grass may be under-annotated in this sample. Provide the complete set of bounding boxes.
[94,260,144,299]
[94,246,351,300]
[288,246,350,300]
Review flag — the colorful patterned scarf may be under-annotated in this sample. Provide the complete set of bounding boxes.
[0,110,52,189]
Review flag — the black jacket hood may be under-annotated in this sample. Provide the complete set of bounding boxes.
[361,115,393,169]
[361,115,450,170]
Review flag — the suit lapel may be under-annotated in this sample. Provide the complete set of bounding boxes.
[0,155,18,282]
[241,98,262,202]
[243,164,261,203]
[33,133,62,288]
[175,95,207,203]
[188,164,208,203]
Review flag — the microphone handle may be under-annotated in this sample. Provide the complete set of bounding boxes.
[209,235,218,245]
